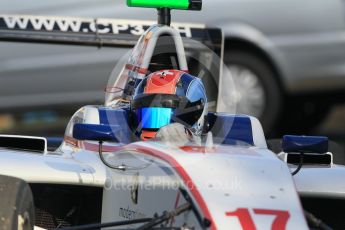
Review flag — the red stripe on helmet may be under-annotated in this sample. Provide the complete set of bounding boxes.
[144,70,183,94]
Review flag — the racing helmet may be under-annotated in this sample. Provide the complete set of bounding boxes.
[131,70,208,140]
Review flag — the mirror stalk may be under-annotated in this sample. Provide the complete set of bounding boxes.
[98,141,126,171]
[291,151,304,176]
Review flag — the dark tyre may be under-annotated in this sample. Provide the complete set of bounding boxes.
[277,98,331,135]
[267,138,283,154]
[224,50,282,135]
[0,175,34,230]
[329,140,345,165]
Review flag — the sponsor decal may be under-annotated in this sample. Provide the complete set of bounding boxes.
[225,208,290,230]
[0,15,205,38]
[119,206,146,220]
[130,172,139,204]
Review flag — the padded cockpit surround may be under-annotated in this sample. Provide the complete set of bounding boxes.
[75,106,267,148]
[98,107,134,144]
[207,113,267,148]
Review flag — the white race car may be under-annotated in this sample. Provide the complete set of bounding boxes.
[0,1,343,230]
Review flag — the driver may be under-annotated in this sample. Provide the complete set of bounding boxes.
[131,70,208,140]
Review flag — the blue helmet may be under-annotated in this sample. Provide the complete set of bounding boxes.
[131,70,208,140]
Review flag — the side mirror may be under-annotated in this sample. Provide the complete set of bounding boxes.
[73,123,120,142]
[73,123,138,171]
[282,135,328,154]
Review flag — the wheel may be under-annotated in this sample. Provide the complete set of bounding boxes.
[223,50,282,135]
[0,175,34,230]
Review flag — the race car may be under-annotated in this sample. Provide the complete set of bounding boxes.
[0,1,344,229]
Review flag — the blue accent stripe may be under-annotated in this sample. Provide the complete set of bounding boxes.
[98,108,132,143]
[176,73,194,97]
[282,135,328,153]
[73,123,119,142]
[99,108,110,125]
[208,113,254,146]
[99,108,130,125]
[135,78,147,95]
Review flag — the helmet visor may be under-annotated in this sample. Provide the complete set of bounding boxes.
[136,107,173,129]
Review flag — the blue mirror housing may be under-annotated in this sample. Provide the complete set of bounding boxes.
[73,123,121,142]
[282,135,328,154]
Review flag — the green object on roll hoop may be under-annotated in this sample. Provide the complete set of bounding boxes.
[127,0,202,11]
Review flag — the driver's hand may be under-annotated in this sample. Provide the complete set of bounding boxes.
[155,123,201,146]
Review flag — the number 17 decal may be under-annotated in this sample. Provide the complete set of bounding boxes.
[225,208,290,230]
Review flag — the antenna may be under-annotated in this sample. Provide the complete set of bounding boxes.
[157,8,171,26]
[127,0,202,26]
